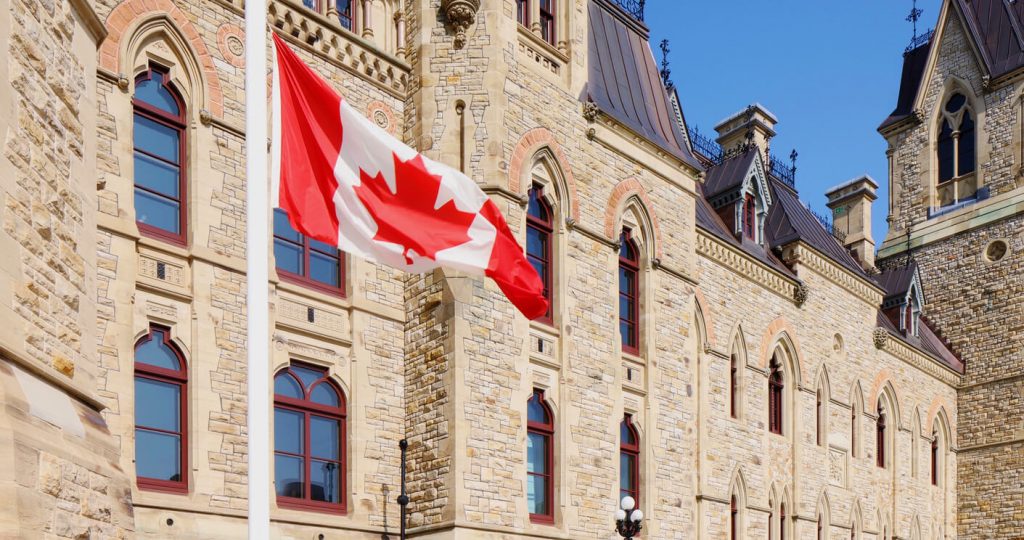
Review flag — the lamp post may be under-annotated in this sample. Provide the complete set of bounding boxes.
[614,496,644,539]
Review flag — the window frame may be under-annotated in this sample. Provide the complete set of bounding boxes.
[936,93,978,207]
[619,230,641,355]
[876,404,887,469]
[742,193,756,240]
[526,389,555,524]
[619,414,640,507]
[134,325,189,494]
[526,184,554,325]
[133,66,188,246]
[768,357,784,435]
[730,495,738,540]
[539,0,555,45]
[729,354,739,419]
[816,388,825,446]
[274,209,347,297]
[931,431,939,486]
[516,0,530,28]
[274,363,348,514]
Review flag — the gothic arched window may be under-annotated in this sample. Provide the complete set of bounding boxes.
[768,357,784,435]
[274,363,346,513]
[527,184,554,324]
[937,93,978,206]
[133,66,187,245]
[619,229,640,354]
[730,353,739,419]
[527,390,555,523]
[876,403,887,468]
[730,495,738,540]
[931,429,940,486]
[134,325,188,493]
[620,414,640,506]
[816,387,825,446]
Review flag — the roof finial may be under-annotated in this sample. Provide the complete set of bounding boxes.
[659,39,672,88]
[907,0,923,44]
[789,149,798,177]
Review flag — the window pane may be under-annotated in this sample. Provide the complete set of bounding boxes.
[135,189,180,234]
[302,0,316,8]
[527,474,548,515]
[310,251,341,287]
[134,152,180,198]
[135,78,180,116]
[273,209,302,242]
[135,377,180,431]
[275,454,304,498]
[311,459,341,503]
[134,115,179,162]
[274,373,303,398]
[529,257,546,284]
[291,366,323,390]
[620,321,635,348]
[620,453,635,492]
[938,120,955,182]
[310,415,340,460]
[310,237,337,253]
[959,113,976,176]
[136,331,181,370]
[619,268,635,295]
[527,432,547,474]
[945,93,966,113]
[136,429,181,481]
[527,396,549,424]
[274,408,304,455]
[311,383,340,407]
[619,295,633,320]
[274,239,304,276]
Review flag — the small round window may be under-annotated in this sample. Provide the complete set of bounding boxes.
[985,240,1008,262]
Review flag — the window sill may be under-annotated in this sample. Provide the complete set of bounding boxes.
[137,478,189,495]
[276,271,348,304]
[517,24,568,77]
[276,496,347,515]
[928,185,990,219]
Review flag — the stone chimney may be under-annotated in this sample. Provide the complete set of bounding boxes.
[825,175,879,270]
[714,103,777,163]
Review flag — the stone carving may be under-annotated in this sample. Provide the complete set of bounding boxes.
[441,0,480,49]
[873,327,888,349]
[828,448,846,486]
[582,101,600,122]
[793,283,809,307]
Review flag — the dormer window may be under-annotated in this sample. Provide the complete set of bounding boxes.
[902,284,922,337]
[743,194,756,240]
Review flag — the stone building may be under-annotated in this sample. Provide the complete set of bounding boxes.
[0,0,1014,539]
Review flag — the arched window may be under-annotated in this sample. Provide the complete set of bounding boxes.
[516,0,529,26]
[730,495,738,540]
[274,209,346,296]
[931,429,940,486]
[620,414,640,506]
[527,389,554,523]
[816,388,825,446]
[730,353,739,419]
[743,193,756,240]
[133,66,187,245]
[779,502,787,540]
[619,229,640,354]
[936,93,978,206]
[527,184,554,324]
[274,363,346,513]
[912,415,921,478]
[876,403,887,468]
[134,325,188,492]
[817,514,824,540]
[539,0,555,44]
[768,356,784,435]
[851,392,862,458]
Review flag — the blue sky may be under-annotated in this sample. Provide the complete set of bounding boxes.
[646,0,943,245]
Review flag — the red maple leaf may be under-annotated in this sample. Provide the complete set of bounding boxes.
[354,153,478,265]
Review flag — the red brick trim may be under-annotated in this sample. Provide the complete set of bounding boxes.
[507,128,580,222]
[758,316,807,384]
[366,100,399,136]
[100,0,224,119]
[216,23,246,69]
[926,397,952,435]
[603,178,664,259]
[867,369,894,411]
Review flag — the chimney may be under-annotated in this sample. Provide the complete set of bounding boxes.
[825,175,879,270]
[714,103,777,163]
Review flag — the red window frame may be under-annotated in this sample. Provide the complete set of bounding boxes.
[931,432,939,485]
[526,185,554,325]
[768,358,783,435]
[620,414,640,507]
[743,194,756,240]
[527,389,555,524]
[539,0,555,44]
[779,503,786,540]
[729,354,738,418]
[851,404,858,458]
[134,325,189,494]
[274,363,347,514]
[133,67,188,246]
[619,230,640,355]
[876,404,886,468]
[274,209,346,297]
[730,496,738,540]
[816,389,824,446]
[336,0,354,31]
[516,0,530,27]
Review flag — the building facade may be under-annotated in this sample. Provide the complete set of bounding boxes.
[0,0,1013,539]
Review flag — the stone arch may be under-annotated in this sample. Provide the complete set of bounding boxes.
[100,0,224,118]
[912,406,923,478]
[604,178,664,260]
[873,380,902,428]
[507,128,579,221]
[910,515,922,540]
[692,288,716,348]
[929,406,952,450]
[868,369,896,419]
[850,500,864,539]
[926,397,953,441]
[814,364,831,445]
[816,490,832,534]
[758,317,806,385]
[528,147,574,230]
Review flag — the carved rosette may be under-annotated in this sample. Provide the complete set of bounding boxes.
[582,101,600,122]
[872,327,888,349]
[793,283,810,307]
[441,0,480,49]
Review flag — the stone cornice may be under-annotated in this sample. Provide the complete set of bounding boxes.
[876,331,962,387]
[69,0,108,44]
[780,242,883,307]
[696,231,798,302]
[587,118,700,194]
[269,0,410,99]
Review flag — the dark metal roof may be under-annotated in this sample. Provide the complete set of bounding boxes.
[584,0,702,169]
[703,148,756,200]
[879,41,931,130]
[958,0,1024,79]
[876,312,964,373]
[694,184,796,278]
[873,262,919,303]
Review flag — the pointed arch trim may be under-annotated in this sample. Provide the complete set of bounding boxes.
[100,0,224,118]
[758,316,807,384]
[604,178,664,259]
[508,127,580,221]
[693,287,717,349]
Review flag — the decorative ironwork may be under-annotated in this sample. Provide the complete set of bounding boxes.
[687,126,723,164]
[769,153,796,188]
[611,0,646,21]
[907,0,923,42]
[905,28,933,53]
[659,39,671,88]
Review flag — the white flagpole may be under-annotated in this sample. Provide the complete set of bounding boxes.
[244,0,270,536]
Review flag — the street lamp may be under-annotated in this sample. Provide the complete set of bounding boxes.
[615,496,644,539]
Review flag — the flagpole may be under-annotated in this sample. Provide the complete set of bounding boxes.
[245,0,270,537]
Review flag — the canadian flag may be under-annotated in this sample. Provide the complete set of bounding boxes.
[271,34,548,320]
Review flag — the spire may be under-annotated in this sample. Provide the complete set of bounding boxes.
[907,0,923,44]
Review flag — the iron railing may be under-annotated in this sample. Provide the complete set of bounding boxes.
[611,0,645,21]
[687,127,723,164]
[805,204,846,243]
[769,154,796,189]
[905,28,934,53]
